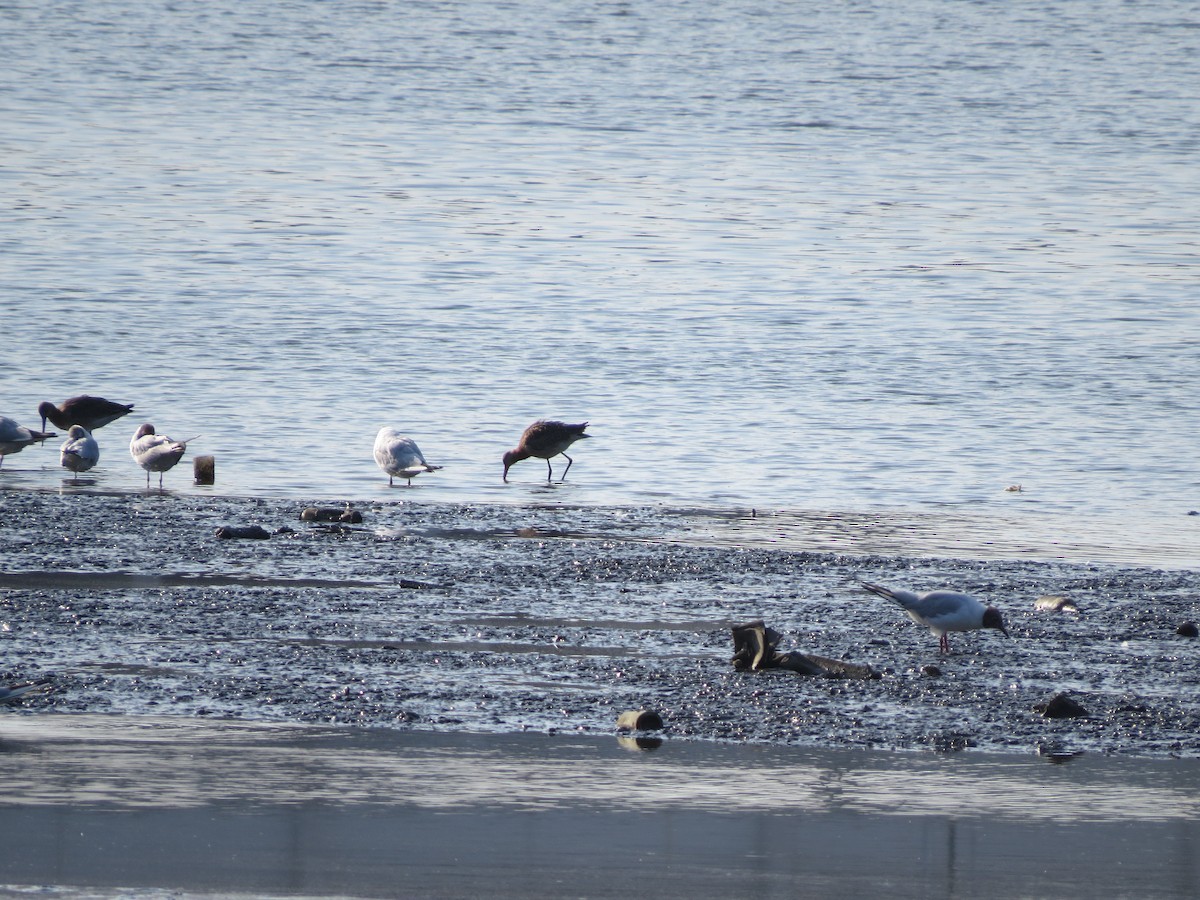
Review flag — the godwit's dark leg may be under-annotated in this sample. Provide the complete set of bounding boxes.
[940,634,950,654]
[560,453,574,481]
[545,458,554,481]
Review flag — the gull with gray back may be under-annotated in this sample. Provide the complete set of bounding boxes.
[861,581,1009,654]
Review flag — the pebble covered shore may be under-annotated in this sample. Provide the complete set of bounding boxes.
[3,491,1199,757]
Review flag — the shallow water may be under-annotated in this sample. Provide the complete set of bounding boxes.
[3,0,1199,567]
[2,716,1200,898]
[5,715,1199,822]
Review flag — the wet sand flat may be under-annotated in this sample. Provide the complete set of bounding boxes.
[2,714,1199,899]
[3,490,1200,896]
[4,491,1200,756]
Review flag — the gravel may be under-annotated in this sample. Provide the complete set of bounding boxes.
[3,491,1199,757]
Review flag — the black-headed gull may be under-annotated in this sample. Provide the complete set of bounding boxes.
[59,425,100,480]
[373,427,442,486]
[502,420,590,483]
[861,581,1009,654]
[0,416,56,469]
[129,423,193,489]
[39,395,134,433]
[0,679,52,704]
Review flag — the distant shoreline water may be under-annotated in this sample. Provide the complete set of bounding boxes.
[5,0,1199,562]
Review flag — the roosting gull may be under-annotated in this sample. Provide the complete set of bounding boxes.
[0,416,55,469]
[59,425,100,481]
[39,395,134,433]
[373,427,442,486]
[129,423,193,489]
[502,420,590,483]
[861,581,1009,654]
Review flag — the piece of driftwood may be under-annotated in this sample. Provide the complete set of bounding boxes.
[617,736,663,751]
[731,620,879,680]
[616,709,664,731]
[193,455,216,484]
[1035,594,1079,613]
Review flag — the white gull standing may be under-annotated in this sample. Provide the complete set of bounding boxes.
[0,416,56,470]
[59,425,100,481]
[373,427,442,486]
[861,581,1009,654]
[129,423,193,489]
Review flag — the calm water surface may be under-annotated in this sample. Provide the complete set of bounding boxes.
[3,0,1198,564]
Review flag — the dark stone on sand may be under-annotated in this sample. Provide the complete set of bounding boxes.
[923,732,977,752]
[301,505,364,523]
[617,735,664,751]
[617,709,664,731]
[1038,692,1089,719]
[310,522,367,535]
[1037,742,1085,763]
[193,455,216,484]
[1176,621,1199,637]
[215,525,272,540]
[731,621,879,680]
[921,664,942,677]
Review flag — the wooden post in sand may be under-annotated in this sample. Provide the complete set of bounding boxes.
[194,455,216,484]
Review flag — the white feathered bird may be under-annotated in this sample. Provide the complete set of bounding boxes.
[60,425,100,480]
[130,423,193,489]
[373,427,442,486]
[0,416,55,469]
[0,679,52,704]
[861,581,1009,654]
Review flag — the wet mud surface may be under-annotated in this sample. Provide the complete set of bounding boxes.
[3,491,1200,758]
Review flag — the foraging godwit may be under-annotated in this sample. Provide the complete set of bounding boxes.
[502,420,590,483]
[39,395,134,433]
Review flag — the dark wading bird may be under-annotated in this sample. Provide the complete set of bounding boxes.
[861,581,1009,654]
[502,420,590,483]
[129,423,194,489]
[40,395,134,433]
[0,416,56,469]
